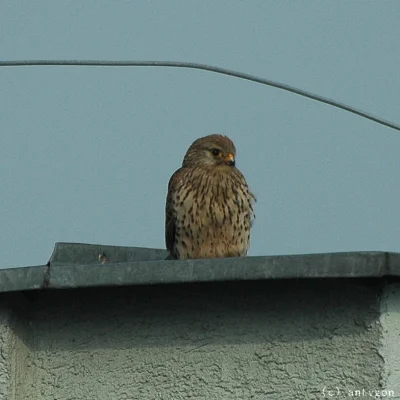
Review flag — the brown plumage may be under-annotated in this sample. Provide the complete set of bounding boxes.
[165,134,255,260]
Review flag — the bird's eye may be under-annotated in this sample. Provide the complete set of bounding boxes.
[211,149,221,156]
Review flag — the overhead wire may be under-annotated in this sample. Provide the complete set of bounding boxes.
[1,60,399,132]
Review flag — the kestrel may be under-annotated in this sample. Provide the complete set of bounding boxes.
[165,134,255,260]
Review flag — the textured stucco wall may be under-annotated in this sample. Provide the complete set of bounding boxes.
[380,283,400,399]
[0,301,12,400]
[0,294,33,400]
[6,280,382,400]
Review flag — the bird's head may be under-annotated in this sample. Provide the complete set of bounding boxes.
[182,134,237,169]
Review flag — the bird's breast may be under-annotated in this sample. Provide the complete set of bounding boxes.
[174,171,251,228]
[171,168,253,259]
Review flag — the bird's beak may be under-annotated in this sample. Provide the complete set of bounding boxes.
[224,153,235,167]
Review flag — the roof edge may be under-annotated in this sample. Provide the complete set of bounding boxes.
[0,243,398,293]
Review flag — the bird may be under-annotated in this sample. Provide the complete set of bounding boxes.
[165,134,255,260]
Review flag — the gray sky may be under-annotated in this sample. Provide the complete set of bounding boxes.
[1,1,400,268]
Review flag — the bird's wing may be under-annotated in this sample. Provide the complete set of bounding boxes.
[165,168,185,259]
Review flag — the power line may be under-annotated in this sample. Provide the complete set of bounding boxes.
[1,59,399,132]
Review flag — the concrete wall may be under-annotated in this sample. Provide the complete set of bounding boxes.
[0,303,12,400]
[0,279,396,399]
[380,283,400,399]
